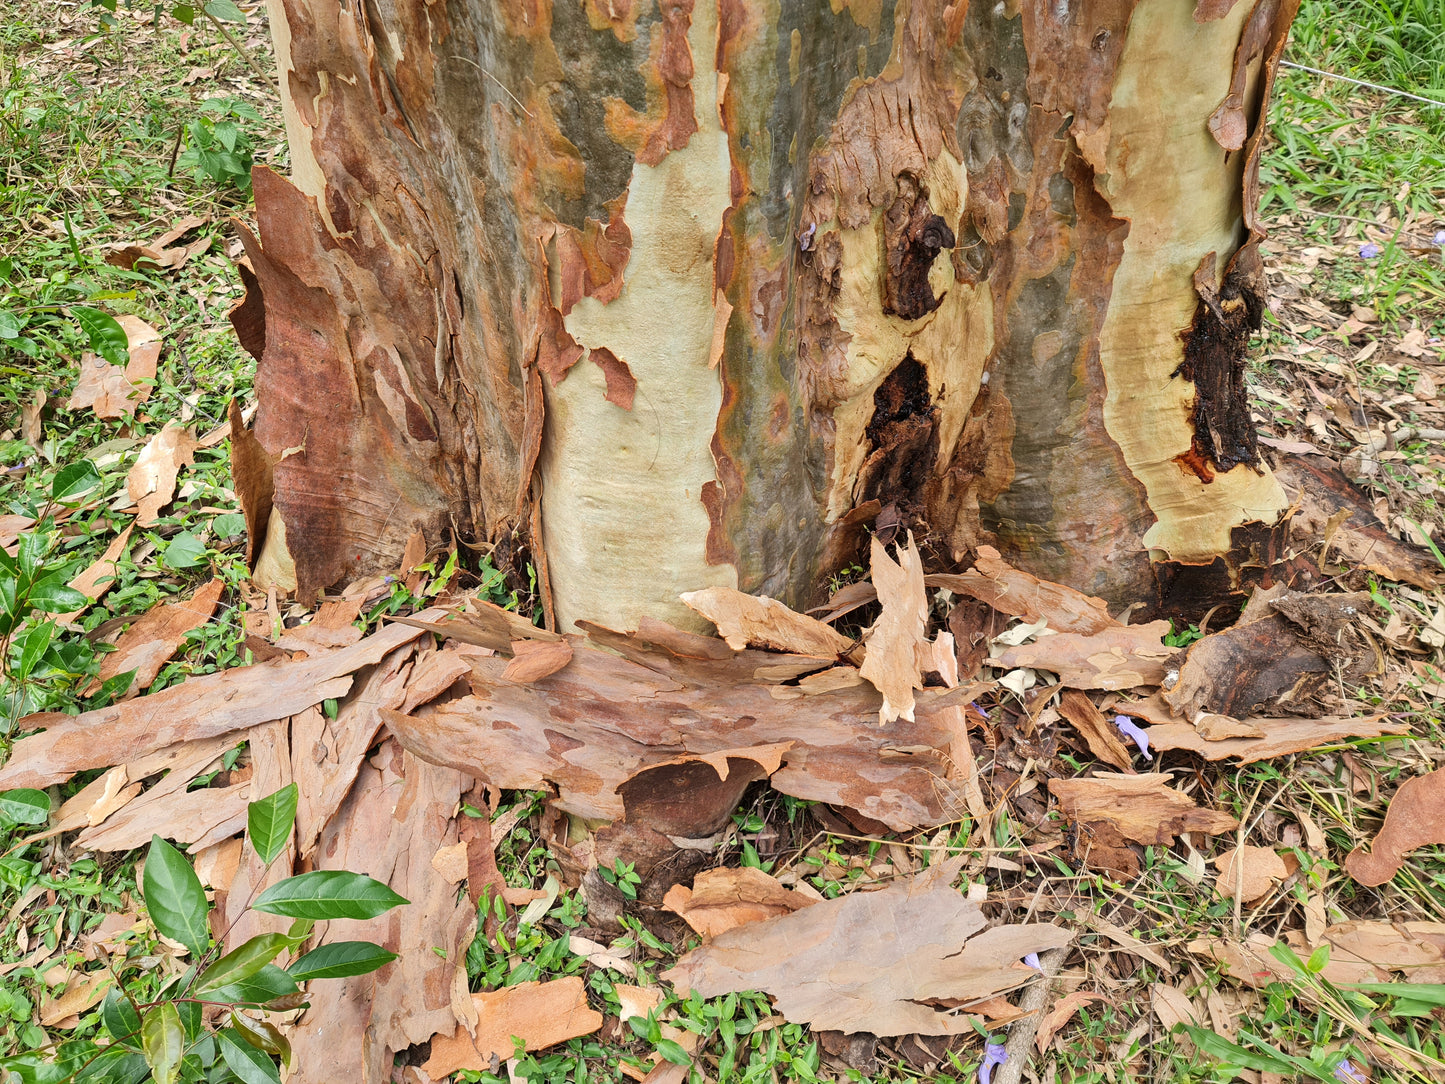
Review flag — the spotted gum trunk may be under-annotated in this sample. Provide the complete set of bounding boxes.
[238,0,1299,630]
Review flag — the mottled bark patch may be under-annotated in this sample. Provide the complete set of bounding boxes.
[1175,245,1265,476]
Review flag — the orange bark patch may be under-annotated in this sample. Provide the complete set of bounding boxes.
[592,347,637,410]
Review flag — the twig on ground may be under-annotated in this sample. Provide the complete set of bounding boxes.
[993,946,1067,1084]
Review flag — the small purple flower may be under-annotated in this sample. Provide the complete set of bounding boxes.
[1433,229,1445,246]
[1334,1060,1366,1084]
[980,1043,1008,1084]
[1023,952,1042,971]
[1359,243,1382,259]
[1114,715,1153,761]
[969,701,991,719]
[798,223,817,251]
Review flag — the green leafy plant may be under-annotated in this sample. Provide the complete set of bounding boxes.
[0,784,405,1082]
[598,859,641,901]
[176,98,260,193]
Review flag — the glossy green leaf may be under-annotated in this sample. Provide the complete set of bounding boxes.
[203,0,246,20]
[195,933,289,994]
[656,1038,692,1066]
[247,783,298,866]
[252,871,407,920]
[219,1028,281,1084]
[74,1046,150,1084]
[25,569,89,614]
[0,788,51,826]
[50,460,102,502]
[1341,982,1445,1006]
[287,941,397,981]
[163,531,207,569]
[204,963,300,1006]
[72,306,130,367]
[101,988,144,1049]
[171,3,195,23]
[141,1003,184,1084]
[141,835,210,959]
[13,621,54,682]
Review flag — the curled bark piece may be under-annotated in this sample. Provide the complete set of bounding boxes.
[1347,769,1445,887]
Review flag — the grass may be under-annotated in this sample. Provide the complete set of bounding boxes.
[1,0,1444,1081]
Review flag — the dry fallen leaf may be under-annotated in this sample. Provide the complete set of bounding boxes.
[84,577,224,696]
[421,977,603,1078]
[1150,983,1203,1031]
[860,534,929,725]
[662,866,816,938]
[1346,769,1445,887]
[1214,845,1289,904]
[127,422,198,526]
[54,525,134,625]
[39,972,115,1027]
[680,586,854,658]
[1036,991,1109,1053]
[661,856,1070,1036]
[66,316,161,420]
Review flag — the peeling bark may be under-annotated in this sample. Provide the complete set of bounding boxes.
[247,0,1303,625]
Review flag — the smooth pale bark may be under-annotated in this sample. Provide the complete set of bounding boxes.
[237,0,1299,630]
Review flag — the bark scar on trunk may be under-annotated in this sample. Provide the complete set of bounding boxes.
[857,354,939,543]
[1174,244,1265,479]
[882,173,957,320]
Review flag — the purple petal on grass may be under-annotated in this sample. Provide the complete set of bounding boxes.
[1433,229,1445,246]
[980,1043,1008,1084]
[1113,715,1153,761]
[1359,243,1382,259]
[1334,1060,1367,1084]
[1023,952,1042,971]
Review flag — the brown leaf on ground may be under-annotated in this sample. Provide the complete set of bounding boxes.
[385,620,990,832]
[662,866,817,938]
[661,857,1070,1036]
[1322,921,1445,983]
[420,977,603,1079]
[104,215,210,270]
[926,546,1119,635]
[1057,691,1134,771]
[1150,983,1204,1031]
[680,586,854,658]
[948,598,1000,682]
[998,621,1173,690]
[53,525,133,625]
[808,579,878,624]
[502,638,574,682]
[1048,773,1239,847]
[859,534,929,724]
[84,577,224,696]
[127,423,198,526]
[1036,992,1110,1053]
[1214,845,1289,904]
[39,972,115,1027]
[21,389,44,453]
[1346,769,1445,887]
[0,514,34,558]
[1128,705,1405,764]
[286,742,475,1084]
[0,617,430,790]
[66,316,161,419]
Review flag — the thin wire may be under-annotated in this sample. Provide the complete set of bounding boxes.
[1280,60,1445,109]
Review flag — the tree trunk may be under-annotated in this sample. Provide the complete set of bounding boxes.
[237,0,1299,632]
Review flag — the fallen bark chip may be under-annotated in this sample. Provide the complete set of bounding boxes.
[680,585,855,658]
[0,617,431,790]
[1057,690,1134,771]
[1346,768,1445,887]
[1048,773,1239,849]
[1136,713,1405,763]
[859,534,931,724]
[502,638,574,682]
[661,856,1070,1036]
[926,546,1119,635]
[997,621,1173,690]
[421,977,603,1078]
[392,601,564,654]
[384,621,990,832]
[663,866,817,938]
